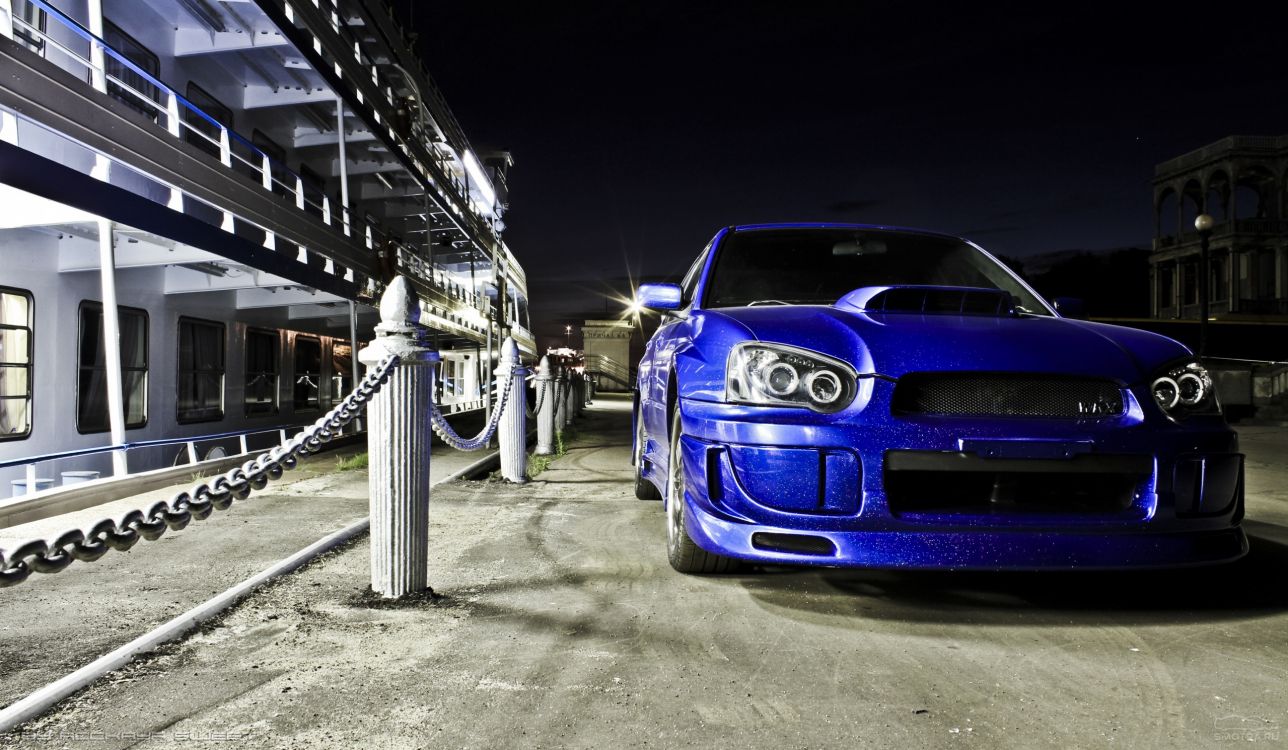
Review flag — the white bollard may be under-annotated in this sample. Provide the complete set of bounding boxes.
[554,367,568,431]
[496,337,528,483]
[565,369,578,421]
[535,356,555,456]
[358,277,439,599]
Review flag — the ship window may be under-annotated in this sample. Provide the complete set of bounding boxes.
[77,303,148,434]
[103,20,160,123]
[300,164,327,218]
[252,130,290,197]
[177,318,225,424]
[245,329,279,417]
[330,341,353,405]
[13,2,48,55]
[294,336,321,411]
[0,288,33,441]
[183,82,233,159]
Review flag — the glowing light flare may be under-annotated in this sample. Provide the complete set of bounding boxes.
[462,149,497,208]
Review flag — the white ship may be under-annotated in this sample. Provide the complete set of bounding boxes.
[0,0,534,500]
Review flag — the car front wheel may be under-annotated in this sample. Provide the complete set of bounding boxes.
[666,408,739,574]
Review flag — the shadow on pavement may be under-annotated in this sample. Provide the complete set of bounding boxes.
[737,522,1288,627]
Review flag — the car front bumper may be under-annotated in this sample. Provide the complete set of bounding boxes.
[673,397,1247,570]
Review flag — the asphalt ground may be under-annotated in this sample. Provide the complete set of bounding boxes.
[3,395,1288,748]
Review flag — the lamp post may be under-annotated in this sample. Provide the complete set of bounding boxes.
[565,324,572,349]
[1195,213,1214,358]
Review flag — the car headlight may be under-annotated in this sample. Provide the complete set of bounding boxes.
[726,343,857,413]
[1150,361,1220,419]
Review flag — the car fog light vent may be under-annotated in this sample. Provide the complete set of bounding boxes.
[752,532,837,556]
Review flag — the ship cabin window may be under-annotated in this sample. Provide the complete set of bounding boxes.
[245,329,279,417]
[252,130,290,197]
[294,336,322,411]
[300,164,327,219]
[0,287,33,441]
[330,341,353,405]
[183,83,232,159]
[177,318,225,424]
[103,21,160,123]
[77,303,148,434]
[13,2,48,55]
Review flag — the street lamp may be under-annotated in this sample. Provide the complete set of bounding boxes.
[565,324,572,349]
[1194,213,1214,358]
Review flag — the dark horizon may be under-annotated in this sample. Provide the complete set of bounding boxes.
[395,2,1288,346]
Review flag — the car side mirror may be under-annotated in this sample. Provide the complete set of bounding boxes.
[637,283,683,311]
[1053,297,1086,319]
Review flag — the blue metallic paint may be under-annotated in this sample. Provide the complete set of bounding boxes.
[635,224,1246,570]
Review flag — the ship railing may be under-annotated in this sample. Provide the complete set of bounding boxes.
[0,423,346,502]
[13,0,358,242]
[292,0,498,229]
[8,1,516,317]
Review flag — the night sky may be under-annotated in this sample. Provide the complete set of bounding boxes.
[400,2,1288,348]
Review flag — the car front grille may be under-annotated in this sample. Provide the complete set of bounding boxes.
[892,373,1125,418]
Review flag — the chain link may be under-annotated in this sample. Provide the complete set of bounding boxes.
[428,365,517,451]
[524,377,546,419]
[0,355,402,589]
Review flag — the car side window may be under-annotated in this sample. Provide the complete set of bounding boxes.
[679,246,711,305]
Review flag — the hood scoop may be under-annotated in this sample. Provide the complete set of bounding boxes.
[835,285,1017,316]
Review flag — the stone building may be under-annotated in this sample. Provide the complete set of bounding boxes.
[1151,135,1288,320]
[581,319,633,391]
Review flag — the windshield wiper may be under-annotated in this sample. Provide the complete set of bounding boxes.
[746,299,795,307]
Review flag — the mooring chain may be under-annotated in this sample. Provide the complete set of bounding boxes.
[429,365,517,452]
[524,377,547,419]
[0,355,403,589]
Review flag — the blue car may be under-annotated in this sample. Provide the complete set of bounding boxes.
[632,224,1246,573]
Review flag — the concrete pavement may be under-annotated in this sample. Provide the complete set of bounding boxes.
[3,394,1288,748]
[0,415,501,716]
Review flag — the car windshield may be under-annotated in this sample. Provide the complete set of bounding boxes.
[702,228,1050,314]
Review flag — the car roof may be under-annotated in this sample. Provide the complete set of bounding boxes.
[730,222,964,241]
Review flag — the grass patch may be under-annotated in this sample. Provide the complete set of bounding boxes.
[527,453,555,479]
[337,452,369,471]
[555,424,578,455]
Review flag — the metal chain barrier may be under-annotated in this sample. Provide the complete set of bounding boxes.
[524,376,546,419]
[0,355,403,589]
[428,367,516,452]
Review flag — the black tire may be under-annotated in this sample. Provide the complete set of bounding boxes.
[666,409,740,574]
[634,399,663,500]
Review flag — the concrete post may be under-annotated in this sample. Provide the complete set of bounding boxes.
[358,277,439,599]
[535,356,555,456]
[496,337,528,483]
[554,367,568,431]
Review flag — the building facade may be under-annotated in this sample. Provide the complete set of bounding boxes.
[1151,135,1288,321]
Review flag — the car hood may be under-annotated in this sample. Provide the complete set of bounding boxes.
[701,305,1190,384]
